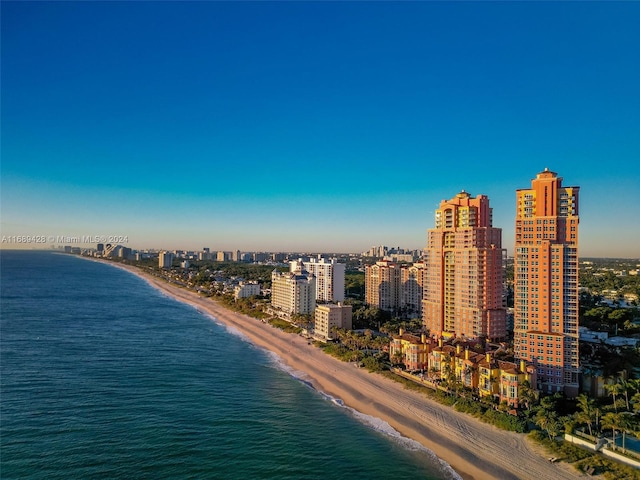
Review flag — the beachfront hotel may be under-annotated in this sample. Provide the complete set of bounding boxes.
[290,256,346,303]
[365,261,426,316]
[513,168,580,396]
[422,191,507,340]
[270,267,316,317]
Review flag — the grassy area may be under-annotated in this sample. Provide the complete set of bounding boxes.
[267,318,302,334]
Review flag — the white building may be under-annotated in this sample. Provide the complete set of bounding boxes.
[314,303,353,341]
[158,251,174,269]
[271,270,316,316]
[290,256,345,303]
[235,282,261,300]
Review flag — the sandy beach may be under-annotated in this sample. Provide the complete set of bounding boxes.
[108,261,583,480]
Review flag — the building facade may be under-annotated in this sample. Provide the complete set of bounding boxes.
[401,262,425,318]
[365,261,401,312]
[217,251,231,262]
[271,270,316,316]
[425,340,537,408]
[158,251,174,269]
[389,329,431,371]
[234,282,260,300]
[513,168,580,396]
[366,261,426,317]
[314,303,353,341]
[291,257,346,303]
[422,191,506,340]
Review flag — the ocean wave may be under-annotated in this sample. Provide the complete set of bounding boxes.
[345,408,463,480]
[197,309,252,342]
[265,351,463,480]
[317,390,345,407]
[263,351,314,385]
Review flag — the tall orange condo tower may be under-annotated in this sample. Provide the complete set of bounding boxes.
[423,191,506,340]
[513,168,579,396]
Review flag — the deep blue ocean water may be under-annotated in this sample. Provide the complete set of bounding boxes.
[1,251,457,479]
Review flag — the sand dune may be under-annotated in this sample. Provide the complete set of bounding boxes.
[113,263,583,480]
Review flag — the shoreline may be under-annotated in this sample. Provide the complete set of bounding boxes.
[94,258,583,480]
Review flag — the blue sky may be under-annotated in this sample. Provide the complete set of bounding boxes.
[2,1,639,257]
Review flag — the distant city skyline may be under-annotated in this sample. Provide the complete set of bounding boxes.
[2,2,639,257]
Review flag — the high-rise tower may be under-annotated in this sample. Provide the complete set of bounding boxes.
[423,191,506,340]
[365,261,402,313]
[365,261,425,316]
[291,257,346,303]
[513,168,579,396]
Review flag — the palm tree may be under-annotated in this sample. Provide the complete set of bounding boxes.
[619,379,633,411]
[604,382,624,413]
[329,325,340,341]
[601,412,622,448]
[518,380,538,413]
[546,416,562,439]
[536,410,560,440]
[616,414,636,453]
[632,391,640,414]
[344,330,357,350]
[575,394,597,436]
[443,363,456,389]
[627,379,640,411]
[391,350,404,366]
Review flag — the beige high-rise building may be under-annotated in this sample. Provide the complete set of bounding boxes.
[365,261,402,313]
[514,168,579,396]
[217,251,231,262]
[365,261,425,317]
[158,251,174,269]
[271,269,316,316]
[423,191,506,340]
[401,262,426,317]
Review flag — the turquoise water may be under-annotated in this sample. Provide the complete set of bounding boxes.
[615,434,640,454]
[1,251,457,479]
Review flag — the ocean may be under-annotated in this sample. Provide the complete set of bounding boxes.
[1,251,458,479]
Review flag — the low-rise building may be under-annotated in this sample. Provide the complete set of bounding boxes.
[389,329,432,371]
[234,281,261,300]
[427,339,537,408]
[496,360,536,408]
[453,346,484,390]
[314,303,352,341]
[478,353,501,399]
